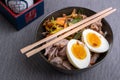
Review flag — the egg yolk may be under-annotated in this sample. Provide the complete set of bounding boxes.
[87,33,101,48]
[71,42,87,60]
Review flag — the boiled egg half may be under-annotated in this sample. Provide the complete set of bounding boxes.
[82,29,109,53]
[66,39,91,69]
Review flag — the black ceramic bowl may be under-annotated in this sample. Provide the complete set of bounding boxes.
[36,7,113,74]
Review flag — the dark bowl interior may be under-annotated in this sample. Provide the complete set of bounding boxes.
[36,7,113,74]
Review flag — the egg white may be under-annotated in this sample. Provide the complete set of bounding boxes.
[66,39,91,69]
[82,29,109,53]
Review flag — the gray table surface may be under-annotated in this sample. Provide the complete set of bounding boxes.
[0,0,120,80]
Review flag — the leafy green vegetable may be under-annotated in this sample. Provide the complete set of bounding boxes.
[70,17,82,24]
[73,31,82,40]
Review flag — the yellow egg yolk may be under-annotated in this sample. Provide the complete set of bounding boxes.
[71,42,87,60]
[87,33,101,48]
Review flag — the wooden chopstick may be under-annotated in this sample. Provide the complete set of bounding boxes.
[25,8,116,57]
[20,7,113,54]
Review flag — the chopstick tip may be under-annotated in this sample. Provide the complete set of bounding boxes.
[114,8,117,11]
[109,7,113,9]
[20,49,25,54]
[26,54,31,58]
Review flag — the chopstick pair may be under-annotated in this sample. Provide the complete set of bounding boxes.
[20,7,116,57]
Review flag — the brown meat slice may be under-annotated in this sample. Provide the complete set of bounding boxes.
[90,53,100,65]
[94,20,102,27]
[90,19,102,32]
[62,61,73,70]
[90,24,99,31]
[45,39,68,59]
[48,47,57,61]
[44,45,53,56]
[50,57,63,65]
[53,39,69,48]
[55,49,59,57]
[44,39,75,70]
[58,46,67,57]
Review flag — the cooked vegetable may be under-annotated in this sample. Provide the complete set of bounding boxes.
[43,9,86,36]
[73,31,82,40]
[56,17,66,26]
[70,17,82,24]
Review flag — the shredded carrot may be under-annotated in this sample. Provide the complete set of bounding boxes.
[56,17,66,26]
[64,22,67,28]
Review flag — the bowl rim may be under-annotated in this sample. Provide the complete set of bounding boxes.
[35,6,114,73]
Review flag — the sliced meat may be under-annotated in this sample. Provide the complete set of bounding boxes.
[90,19,103,33]
[53,39,69,48]
[58,46,67,57]
[90,24,99,31]
[94,20,102,27]
[62,61,73,70]
[55,49,59,57]
[48,47,57,61]
[44,45,53,56]
[44,39,76,70]
[50,57,63,65]
[90,53,100,65]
